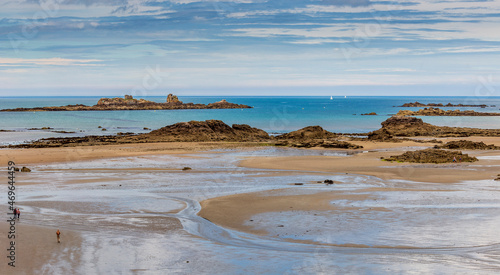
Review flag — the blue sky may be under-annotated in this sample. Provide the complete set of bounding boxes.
[1,0,499,96]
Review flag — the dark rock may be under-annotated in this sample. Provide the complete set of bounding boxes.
[381,149,477,163]
[368,116,500,141]
[167,93,182,104]
[324,179,334,184]
[276,126,336,140]
[21,167,31,172]
[182,167,192,171]
[3,120,271,148]
[294,183,304,185]
[396,107,500,116]
[28,127,52,130]
[399,102,488,108]
[435,140,500,150]
[361,112,377,115]
[1,94,251,111]
[145,120,269,142]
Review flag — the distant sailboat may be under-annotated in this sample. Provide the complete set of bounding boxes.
[344,96,347,98]
[330,96,333,100]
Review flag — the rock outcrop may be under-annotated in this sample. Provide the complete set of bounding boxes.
[4,120,269,148]
[166,94,182,104]
[435,140,500,150]
[368,116,500,141]
[396,107,500,116]
[361,112,377,115]
[144,120,269,142]
[274,126,362,149]
[382,149,477,163]
[399,102,489,108]
[276,126,337,140]
[0,94,251,112]
[275,139,362,149]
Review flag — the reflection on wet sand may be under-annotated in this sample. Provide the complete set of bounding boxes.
[2,147,500,273]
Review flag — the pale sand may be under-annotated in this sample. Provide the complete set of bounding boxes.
[0,142,262,167]
[199,137,500,236]
[0,222,82,274]
[241,137,500,184]
[198,189,371,235]
[3,137,500,245]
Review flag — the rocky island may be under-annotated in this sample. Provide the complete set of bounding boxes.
[399,101,490,108]
[367,115,500,141]
[396,107,500,116]
[0,94,251,112]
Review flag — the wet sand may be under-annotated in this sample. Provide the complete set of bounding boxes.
[0,223,82,274]
[1,137,500,272]
[0,141,263,166]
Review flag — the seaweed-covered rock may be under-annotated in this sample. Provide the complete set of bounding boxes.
[275,139,362,149]
[382,149,477,163]
[5,120,269,148]
[276,126,337,140]
[396,107,500,116]
[435,140,500,150]
[399,102,488,108]
[368,116,500,141]
[144,120,269,142]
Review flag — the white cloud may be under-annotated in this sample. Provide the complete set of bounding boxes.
[0,57,104,66]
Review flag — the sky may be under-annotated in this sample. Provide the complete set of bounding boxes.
[0,0,499,96]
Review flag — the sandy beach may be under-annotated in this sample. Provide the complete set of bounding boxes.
[2,136,500,273]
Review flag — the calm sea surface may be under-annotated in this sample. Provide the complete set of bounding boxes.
[1,96,500,144]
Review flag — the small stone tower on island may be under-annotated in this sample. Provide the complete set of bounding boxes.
[167,93,182,104]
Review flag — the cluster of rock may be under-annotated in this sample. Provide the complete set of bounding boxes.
[382,149,477,163]
[0,94,251,112]
[7,135,124,148]
[495,174,500,181]
[435,140,500,150]
[276,126,337,140]
[276,139,362,149]
[396,107,500,116]
[144,120,269,142]
[361,112,377,116]
[367,116,500,141]
[6,116,500,152]
[275,126,362,149]
[4,120,269,148]
[399,102,489,108]
[11,167,31,172]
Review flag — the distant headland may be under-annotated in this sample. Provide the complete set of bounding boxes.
[0,94,252,112]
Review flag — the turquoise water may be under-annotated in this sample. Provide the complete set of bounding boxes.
[1,96,499,144]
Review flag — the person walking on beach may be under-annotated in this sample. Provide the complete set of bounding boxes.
[13,208,17,218]
[16,208,20,220]
[453,156,457,162]
[56,229,61,243]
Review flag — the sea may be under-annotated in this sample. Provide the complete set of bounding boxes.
[1,96,500,145]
